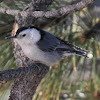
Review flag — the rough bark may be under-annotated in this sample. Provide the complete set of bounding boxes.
[9,63,49,100]
[0,0,95,20]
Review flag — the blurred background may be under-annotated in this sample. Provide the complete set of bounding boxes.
[0,0,100,100]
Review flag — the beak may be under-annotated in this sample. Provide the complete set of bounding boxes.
[5,35,17,39]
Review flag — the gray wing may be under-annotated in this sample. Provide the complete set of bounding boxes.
[37,31,61,52]
[37,30,88,57]
[37,31,75,52]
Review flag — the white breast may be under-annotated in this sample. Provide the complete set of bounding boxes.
[21,44,60,66]
[22,45,43,61]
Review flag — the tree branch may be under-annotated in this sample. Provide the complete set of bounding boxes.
[0,0,95,18]
[9,63,49,100]
[0,63,42,83]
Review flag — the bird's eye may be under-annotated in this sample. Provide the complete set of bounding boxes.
[22,34,26,37]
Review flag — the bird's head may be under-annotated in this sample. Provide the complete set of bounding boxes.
[6,26,41,46]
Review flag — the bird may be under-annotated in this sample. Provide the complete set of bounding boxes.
[6,26,93,66]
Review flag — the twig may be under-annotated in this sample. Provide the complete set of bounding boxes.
[0,0,95,18]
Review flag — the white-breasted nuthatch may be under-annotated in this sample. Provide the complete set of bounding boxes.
[6,26,93,66]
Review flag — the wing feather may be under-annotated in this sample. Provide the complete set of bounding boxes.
[37,30,88,57]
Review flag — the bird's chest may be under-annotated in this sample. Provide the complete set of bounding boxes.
[21,44,61,66]
[22,45,44,61]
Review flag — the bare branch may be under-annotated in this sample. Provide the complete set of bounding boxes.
[0,0,95,18]
[8,64,49,100]
[0,64,41,83]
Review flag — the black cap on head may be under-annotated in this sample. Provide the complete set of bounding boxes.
[5,26,45,39]
[16,26,41,36]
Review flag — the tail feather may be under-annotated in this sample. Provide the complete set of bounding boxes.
[63,43,93,58]
[56,38,93,58]
[75,51,88,58]
[67,42,91,58]
[64,41,88,53]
